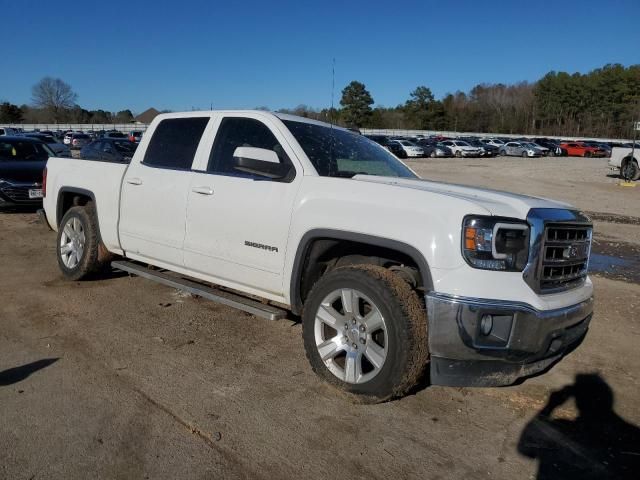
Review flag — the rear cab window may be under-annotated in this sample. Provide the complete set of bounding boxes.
[143,117,209,169]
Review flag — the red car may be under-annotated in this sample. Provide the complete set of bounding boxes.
[560,142,606,157]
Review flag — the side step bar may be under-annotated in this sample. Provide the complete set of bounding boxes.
[112,260,287,321]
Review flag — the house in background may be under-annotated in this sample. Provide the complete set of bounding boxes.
[134,108,160,125]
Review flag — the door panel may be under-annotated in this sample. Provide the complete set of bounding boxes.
[184,174,299,295]
[119,164,194,267]
[183,115,301,297]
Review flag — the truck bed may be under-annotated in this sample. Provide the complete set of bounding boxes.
[43,156,129,255]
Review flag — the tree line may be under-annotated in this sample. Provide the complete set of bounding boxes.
[280,63,640,139]
[2,65,639,138]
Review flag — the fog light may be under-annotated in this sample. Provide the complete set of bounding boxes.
[480,314,493,336]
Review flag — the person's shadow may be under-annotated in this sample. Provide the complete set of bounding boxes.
[518,373,640,480]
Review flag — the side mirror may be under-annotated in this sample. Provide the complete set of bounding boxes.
[232,146,291,179]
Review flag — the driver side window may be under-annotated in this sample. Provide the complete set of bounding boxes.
[207,117,290,177]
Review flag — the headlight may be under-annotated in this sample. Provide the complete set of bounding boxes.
[462,216,530,271]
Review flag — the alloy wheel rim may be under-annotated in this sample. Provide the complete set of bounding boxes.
[59,217,85,269]
[314,288,388,384]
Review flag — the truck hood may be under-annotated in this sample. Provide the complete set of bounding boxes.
[352,175,573,219]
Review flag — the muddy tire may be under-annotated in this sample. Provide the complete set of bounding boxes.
[621,158,640,181]
[57,203,111,280]
[302,265,429,403]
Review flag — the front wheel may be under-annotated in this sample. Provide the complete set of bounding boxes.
[455,150,462,158]
[522,151,528,158]
[57,204,111,280]
[302,265,428,403]
[429,151,436,158]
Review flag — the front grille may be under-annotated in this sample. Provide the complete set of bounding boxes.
[540,225,592,292]
[0,186,31,202]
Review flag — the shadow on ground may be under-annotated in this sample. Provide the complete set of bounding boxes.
[0,358,59,386]
[518,373,640,480]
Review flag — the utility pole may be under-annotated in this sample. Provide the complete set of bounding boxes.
[628,119,638,181]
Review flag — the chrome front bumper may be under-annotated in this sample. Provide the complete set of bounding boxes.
[426,293,593,386]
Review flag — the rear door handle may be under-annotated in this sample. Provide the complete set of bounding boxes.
[126,177,143,185]
[192,186,214,195]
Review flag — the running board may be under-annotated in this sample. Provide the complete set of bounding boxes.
[111,260,287,321]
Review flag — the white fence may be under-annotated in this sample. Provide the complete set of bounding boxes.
[0,123,149,133]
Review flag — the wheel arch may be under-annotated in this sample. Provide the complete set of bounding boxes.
[289,229,434,315]
[56,187,97,227]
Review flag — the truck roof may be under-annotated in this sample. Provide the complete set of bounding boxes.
[153,110,348,131]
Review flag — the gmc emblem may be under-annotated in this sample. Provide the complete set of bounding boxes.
[563,244,587,259]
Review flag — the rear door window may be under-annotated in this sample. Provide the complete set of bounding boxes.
[143,117,209,169]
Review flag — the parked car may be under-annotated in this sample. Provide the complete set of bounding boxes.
[533,139,566,156]
[439,140,482,157]
[499,142,542,158]
[414,140,453,158]
[0,137,52,208]
[42,110,594,401]
[387,140,424,158]
[0,127,20,137]
[81,138,138,163]
[467,139,498,157]
[103,130,127,139]
[364,135,389,146]
[481,138,505,148]
[559,142,607,157]
[70,133,91,150]
[523,142,549,156]
[385,140,407,158]
[24,133,72,158]
[128,131,144,143]
[581,141,611,157]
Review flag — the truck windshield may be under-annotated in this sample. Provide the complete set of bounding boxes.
[282,120,416,179]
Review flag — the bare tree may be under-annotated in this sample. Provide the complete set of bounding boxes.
[31,77,78,122]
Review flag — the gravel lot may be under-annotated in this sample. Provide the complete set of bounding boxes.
[1,157,638,479]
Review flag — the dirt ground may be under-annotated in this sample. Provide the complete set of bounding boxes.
[1,157,639,479]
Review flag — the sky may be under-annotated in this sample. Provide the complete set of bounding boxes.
[1,0,639,114]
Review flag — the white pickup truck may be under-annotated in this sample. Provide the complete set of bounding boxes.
[43,111,594,401]
[609,146,640,180]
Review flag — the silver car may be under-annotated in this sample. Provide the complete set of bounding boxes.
[499,142,542,158]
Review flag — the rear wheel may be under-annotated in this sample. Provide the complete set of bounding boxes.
[302,265,428,403]
[621,159,640,181]
[57,203,111,280]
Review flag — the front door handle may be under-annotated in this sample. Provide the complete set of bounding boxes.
[126,177,143,185]
[192,186,214,195]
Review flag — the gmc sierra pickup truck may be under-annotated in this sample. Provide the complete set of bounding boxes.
[43,111,594,401]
